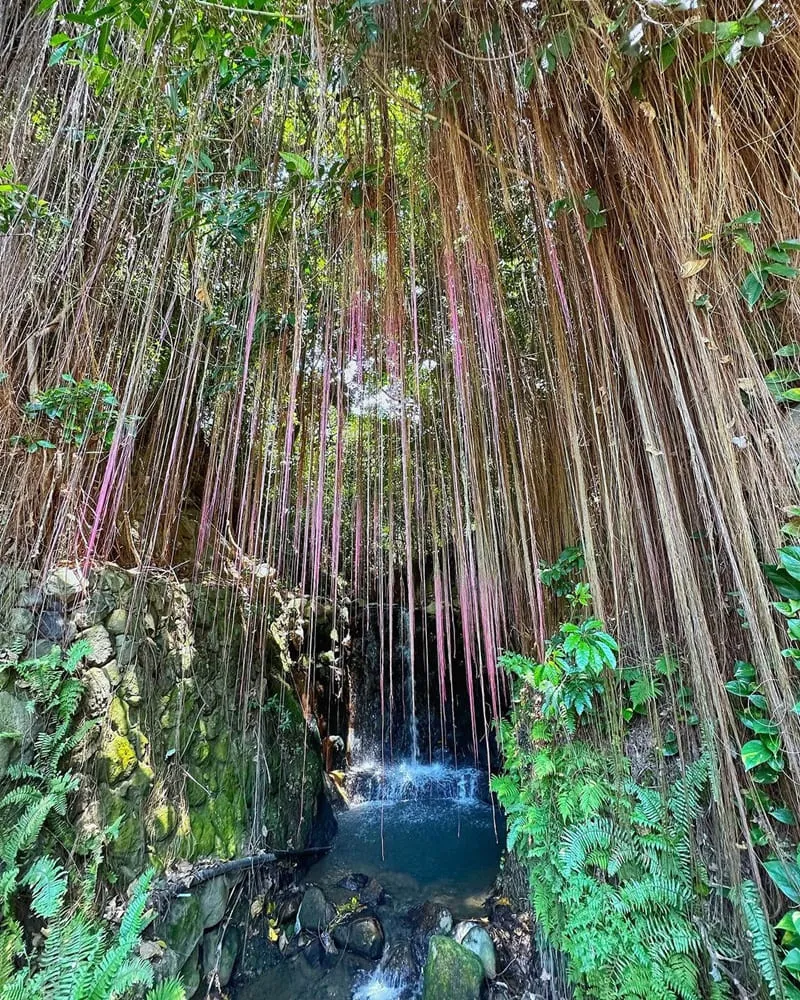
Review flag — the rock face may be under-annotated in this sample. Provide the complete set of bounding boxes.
[0,691,33,778]
[422,935,483,1000]
[0,564,328,879]
[454,920,496,979]
[332,912,385,959]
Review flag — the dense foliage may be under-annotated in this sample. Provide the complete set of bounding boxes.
[0,644,184,1000]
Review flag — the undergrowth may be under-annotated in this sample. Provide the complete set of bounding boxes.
[493,552,733,1000]
[0,643,184,1000]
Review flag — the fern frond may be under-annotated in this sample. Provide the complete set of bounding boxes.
[738,880,783,999]
[146,977,186,1000]
[560,818,615,874]
[22,858,68,919]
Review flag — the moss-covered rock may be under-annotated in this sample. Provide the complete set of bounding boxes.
[108,697,129,734]
[422,935,483,1000]
[150,804,178,842]
[156,895,204,967]
[100,734,137,784]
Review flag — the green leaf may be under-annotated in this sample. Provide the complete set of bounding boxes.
[731,210,762,226]
[518,57,535,90]
[764,564,800,600]
[741,739,773,770]
[734,232,755,254]
[771,806,796,825]
[783,948,800,975]
[780,547,800,582]
[740,269,765,308]
[658,38,678,71]
[278,151,313,180]
[776,344,800,358]
[765,262,800,279]
[765,857,800,903]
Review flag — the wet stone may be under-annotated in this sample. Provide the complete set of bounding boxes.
[332,912,385,960]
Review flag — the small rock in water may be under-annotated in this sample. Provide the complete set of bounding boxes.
[332,912,385,959]
[453,920,496,979]
[338,872,370,892]
[422,935,483,1000]
[296,885,335,932]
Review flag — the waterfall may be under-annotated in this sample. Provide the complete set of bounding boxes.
[346,758,487,806]
[399,606,418,763]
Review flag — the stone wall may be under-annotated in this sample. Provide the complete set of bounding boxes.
[0,564,325,880]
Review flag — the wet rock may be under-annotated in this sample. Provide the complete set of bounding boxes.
[83,667,112,716]
[44,567,87,602]
[150,804,178,842]
[156,894,204,967]
[77,625,114,667]
[410,901,453,964]
[7,607,33,635]
[197,875,229,929]
[202,924,241,986]
[100,733,137,784]
[454,920,496,979]
[16,587,45,611]
[422,935,483,1000]
[297,886,335,933]
[332,912,385,960]
[410,901,453,936]
[338,873,369,893]
[381,940,419,982]
[276,890,302,927]
[74,591,116,630]
[0,691,33,777]
[179,944,201,999]
[26,639,56,660]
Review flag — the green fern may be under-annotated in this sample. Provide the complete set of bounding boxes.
[739,880,784,999]
[22,857,68,919]
[145,981,185,1000]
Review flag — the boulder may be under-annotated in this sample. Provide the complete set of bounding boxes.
[77,626,114,667]
[35,608,70,643]
[202,924,241,986]
[83,667,112,716]
[100,733,137,784]
[106,609,128,636]
[44,567,87,602]
[422,935,483,1000]
[381,940,419,982]
[332,912,385,959]
[296,886,335,932]
[7,607,33,635]
[179,944,201,999]
[197,875,229,929]
[454,920,496,979]
[16,587,44,611]
[410,901,453,964]
[156,894,204,967]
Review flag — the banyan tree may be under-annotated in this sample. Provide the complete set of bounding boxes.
[3,1,800,998]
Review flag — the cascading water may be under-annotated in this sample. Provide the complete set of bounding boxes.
[399,607,419,764]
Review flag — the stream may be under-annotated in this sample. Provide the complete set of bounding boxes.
[236,758,503,999]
